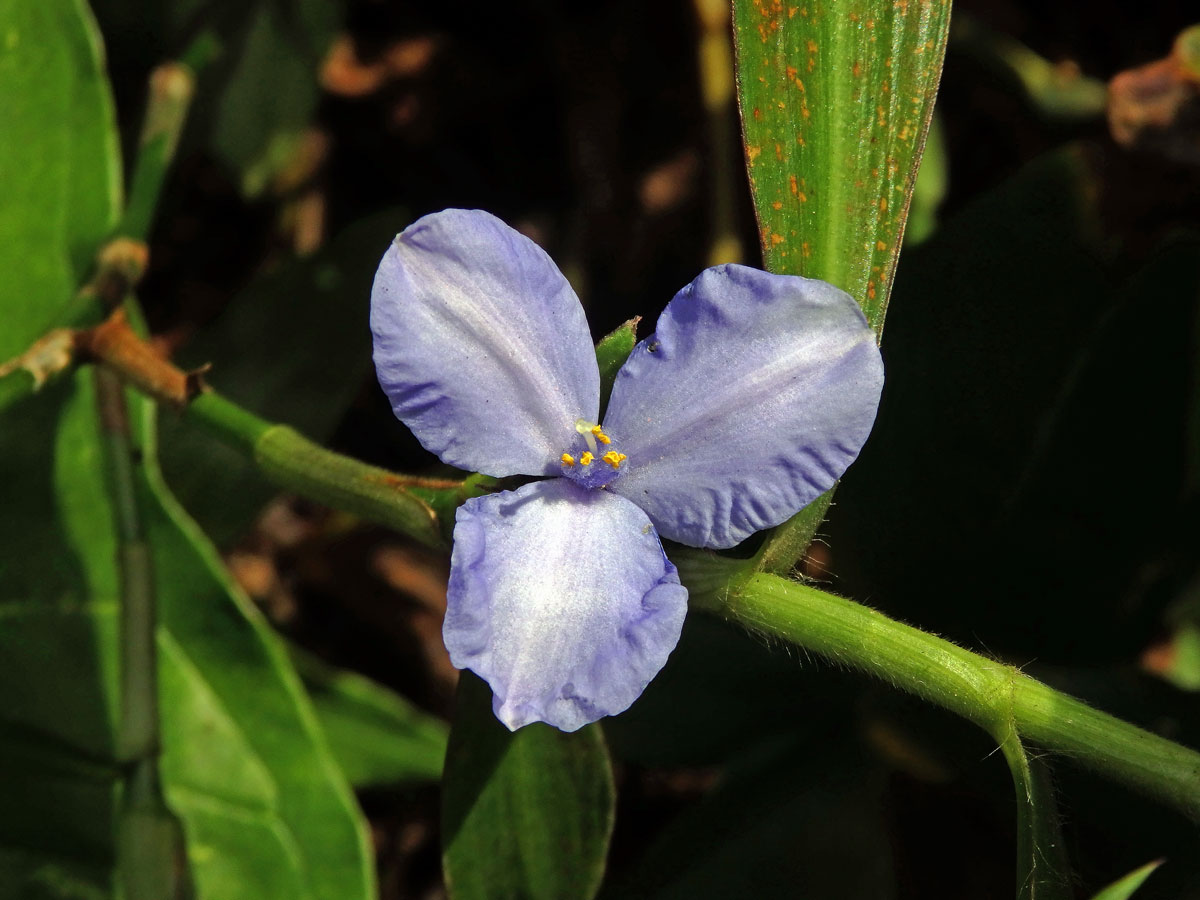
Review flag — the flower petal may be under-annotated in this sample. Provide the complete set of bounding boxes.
[603,264,883,549]
[371,209,600,477]
[445,479,688,732]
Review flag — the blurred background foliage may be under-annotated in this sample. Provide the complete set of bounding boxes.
[3,0,1200,897]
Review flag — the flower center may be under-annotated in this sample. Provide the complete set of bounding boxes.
[559,419,627,489]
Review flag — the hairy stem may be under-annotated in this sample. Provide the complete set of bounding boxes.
[186,391,465,549]
[694,572,1200,822]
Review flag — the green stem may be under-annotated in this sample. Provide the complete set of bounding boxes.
[95,368,183,900]
[96,369,158,764]
[998,733,1071,900]
[186,391,457,549]
[698,573,1200,822]
[119,31,219,242]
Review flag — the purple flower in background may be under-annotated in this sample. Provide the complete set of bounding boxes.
[371,209,883,732]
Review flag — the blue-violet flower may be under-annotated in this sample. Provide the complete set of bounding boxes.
[371,209,883,732]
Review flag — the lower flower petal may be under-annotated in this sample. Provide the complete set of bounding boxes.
[445,479,688,732]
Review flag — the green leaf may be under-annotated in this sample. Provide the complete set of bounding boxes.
[595,317,639,415]
[137,397,376,900]
[0,0,121,362]
[1089,860,1163,900]
[0,372,378,899]
[442,673,615,900]
[952,15,1107,121]
[290,646,448,789]
[212,0,338,197]
[734,0,951,573]
[0,2,124,890]
[734,0,952,331]
[904,111,946,245]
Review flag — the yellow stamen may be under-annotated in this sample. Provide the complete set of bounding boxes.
[561,453,575,467]
[580,451,594,466]
[590,425,612,445]
[602,451,627,469]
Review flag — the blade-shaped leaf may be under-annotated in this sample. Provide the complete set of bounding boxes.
[734,0,952,572]
[0,2,123,891]
[734,0,952,331]
[1089,860,1162,900]
[137,395,377,900]
[442,673,615,900]
[290,646,448,789]
[0,372,377,899]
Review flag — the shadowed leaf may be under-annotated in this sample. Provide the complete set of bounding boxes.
[442,673,615,900]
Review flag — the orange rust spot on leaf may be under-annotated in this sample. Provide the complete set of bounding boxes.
[795,78,806,92]
[748,145,763,162]
[802,241,812,257]
[789,174,799,195]
[754,107,762,120]
[807,39,818,53]
[770,233,785,246]
[852,60,863,77]
[867,281,877,299]
[775,142,784,160]
[879,197,888,212]
[772,200,783,209]
[798,191,808,202]
[801,105,811,119]
[876,240,888,251]
[786,65,798,79]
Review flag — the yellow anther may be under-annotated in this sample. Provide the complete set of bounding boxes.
[590,425,612,445]
[602,451,627,469]
[580,451,595,466]
[561,453,576,467]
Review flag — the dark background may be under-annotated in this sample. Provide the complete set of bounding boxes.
[89,0,1200,896]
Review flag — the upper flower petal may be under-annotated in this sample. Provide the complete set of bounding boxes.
[603,264,884,549]
[444,479,688,732]
[371,209,600,477]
